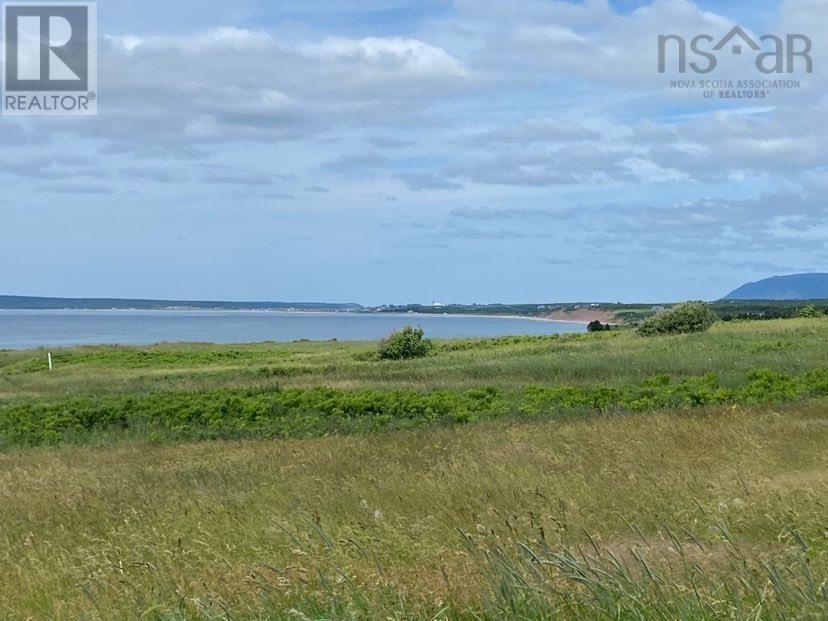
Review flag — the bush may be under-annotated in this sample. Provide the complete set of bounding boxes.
[637,301,717,336]
[587,320,611,332]
[800,305,821,318]
[378,326,433,360]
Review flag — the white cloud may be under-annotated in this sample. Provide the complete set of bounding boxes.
[469,119,599,146]
[53,29,473,157]
[303,36,468,80]
[395,172,463,191]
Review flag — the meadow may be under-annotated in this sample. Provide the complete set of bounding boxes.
[0,318,826,618]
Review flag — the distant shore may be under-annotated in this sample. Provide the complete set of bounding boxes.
[0,307,592,324]
[373,311,590,325]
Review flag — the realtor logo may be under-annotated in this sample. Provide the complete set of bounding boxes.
[2,2,97,114]
[658,26,812,75]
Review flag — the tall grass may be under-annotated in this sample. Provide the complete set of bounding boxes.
[1,401,826,618]
[467,531,826,620]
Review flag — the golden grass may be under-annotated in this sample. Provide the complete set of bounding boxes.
[1,400,826,618]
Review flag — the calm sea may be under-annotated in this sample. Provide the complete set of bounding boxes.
[0,310,584,350]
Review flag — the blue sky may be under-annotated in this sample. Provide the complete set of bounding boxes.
[1,0,826,304]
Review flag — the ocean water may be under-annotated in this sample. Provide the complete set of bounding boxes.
[0,310,584,350]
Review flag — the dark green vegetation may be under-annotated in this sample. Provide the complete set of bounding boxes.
[612,299,828,323]
[637,301,717,336]
[378,325,434,360]
[714,298,828,320]
[724,272,828,300]
[586,320,611,332]
[2,369,827,448]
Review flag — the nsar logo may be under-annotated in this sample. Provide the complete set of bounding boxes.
[658,26,812,75]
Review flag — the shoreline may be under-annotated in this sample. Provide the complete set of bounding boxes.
[0,308,590,324]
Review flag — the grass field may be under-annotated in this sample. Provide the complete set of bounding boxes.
[1,318,827,618]
[2,318,827,400]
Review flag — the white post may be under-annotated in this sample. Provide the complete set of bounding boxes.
[48,352,53,371]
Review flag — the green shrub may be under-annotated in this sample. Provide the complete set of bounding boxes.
[800,304,821,318]
[378,326,433,360]
[2,369,826,448]
[587,320,611,332]
[637,301,717,336]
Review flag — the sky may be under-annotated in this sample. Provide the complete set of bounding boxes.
[0,0,826,305]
